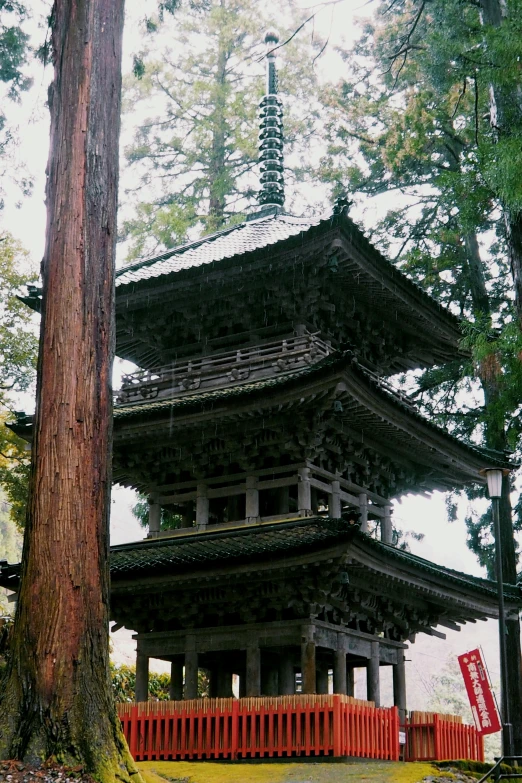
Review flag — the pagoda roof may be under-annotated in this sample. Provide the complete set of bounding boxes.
[19,208,466,373]
[116,212,323,287]
[1,518,518,626]
[114,208,461,336]
[112,350,510,480]
[109,518,519,604]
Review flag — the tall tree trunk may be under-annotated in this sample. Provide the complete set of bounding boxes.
[479,0,522,327]
[207,24,229,231]
[0,2,140,779]
[467,229,522,754]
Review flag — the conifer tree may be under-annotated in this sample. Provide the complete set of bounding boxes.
[120,0,328,259]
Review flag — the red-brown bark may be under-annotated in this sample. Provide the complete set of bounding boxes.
[0,2,139,779]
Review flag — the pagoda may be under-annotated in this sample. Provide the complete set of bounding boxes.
[3,33,520,748]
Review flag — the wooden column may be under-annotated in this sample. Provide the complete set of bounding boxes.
[135,652,149,703]
[196,483,209,528]
[169,659,183,701]
[329,480,341,518]
[301,626,316,694]
[298,467,312,516]
[367,642,380,707]
[317,664,329,695]
[393,648,407,723]
[245,476,259,523]
[359,493,368,533]
[278,653,295,695]
[148,495,161,537]
[333,646,347,695]
[246,642,261,697]
[381,505,393,544]
[347,665,355,697]
[185,637,198,700]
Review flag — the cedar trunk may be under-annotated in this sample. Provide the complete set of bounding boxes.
[0,1,139,779]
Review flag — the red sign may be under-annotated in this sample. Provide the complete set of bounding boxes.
[458,648,501,735]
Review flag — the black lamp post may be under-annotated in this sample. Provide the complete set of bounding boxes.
[484,467,513,757]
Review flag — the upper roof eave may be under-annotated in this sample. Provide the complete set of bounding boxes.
[113,210,463,340]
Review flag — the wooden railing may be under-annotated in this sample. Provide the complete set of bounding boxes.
[115,332,332,404]
[118,694,399,761]
[405,711,484,762]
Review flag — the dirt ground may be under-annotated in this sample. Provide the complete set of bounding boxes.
[137,759,441,783]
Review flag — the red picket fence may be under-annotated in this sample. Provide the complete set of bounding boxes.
[118,695,400,761]
[405,711,484,762]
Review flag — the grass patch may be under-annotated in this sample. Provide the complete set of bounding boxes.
[137,759,438,783]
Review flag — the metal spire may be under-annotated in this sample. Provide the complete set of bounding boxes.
[258,30,285,209]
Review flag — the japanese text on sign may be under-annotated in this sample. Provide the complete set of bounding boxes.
[458,648,501,735]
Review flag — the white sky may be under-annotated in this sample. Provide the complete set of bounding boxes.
[0,0,509,702]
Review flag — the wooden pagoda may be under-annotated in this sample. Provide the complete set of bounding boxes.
[3,32,520,760]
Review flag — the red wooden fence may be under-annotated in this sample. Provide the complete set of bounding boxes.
[405,711,484,762]
[118,695,400,761]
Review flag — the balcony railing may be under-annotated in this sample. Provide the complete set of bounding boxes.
[115,332,332,405]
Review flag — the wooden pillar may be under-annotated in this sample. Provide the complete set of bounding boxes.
[393,648,407,724]
[346,665,355,697]
[298,467,312,516]
[185,637,198,700]
[333,646,347,695]
[359,493,368,533]
[317,664,329,694]
[367,642,380,707]
[329,480,341,518]
[148,495,161,537]
[246,641,261,697]
[135,652,149,702]
[278,653,295,695]
[181,502,194,529]
[381,505,393,544]
[196,483,209,528]
[169,659,183,701]
[301,626,316,694]
[245,476,259,523]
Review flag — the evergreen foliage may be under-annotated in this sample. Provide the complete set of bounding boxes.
[0,233,36,529]
[110,662,209,701]
[119,0,328,259]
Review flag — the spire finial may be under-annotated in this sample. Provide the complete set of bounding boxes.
[258,30,285,209]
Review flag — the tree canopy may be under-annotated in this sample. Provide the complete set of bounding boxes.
[120,0,329,259]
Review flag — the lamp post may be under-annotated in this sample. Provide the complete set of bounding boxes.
[484,467,512,757]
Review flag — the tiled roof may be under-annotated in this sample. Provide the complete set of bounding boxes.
[116,213,323,287]
[358,534,520,601]
[2,518,517,604]
[8,351,512,472]
[111,517,351,577]
[109,350,512,470]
